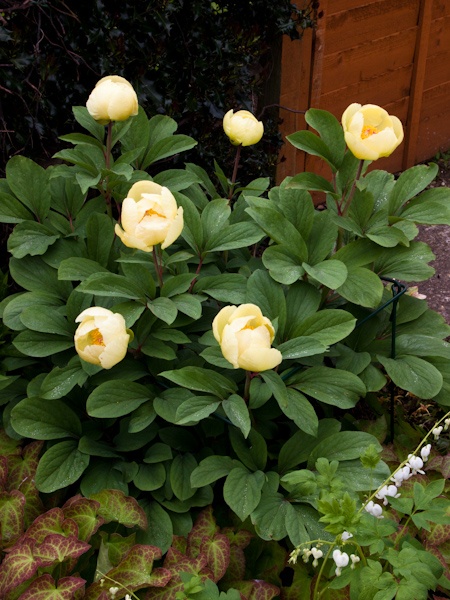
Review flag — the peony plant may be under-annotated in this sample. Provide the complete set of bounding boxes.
[1,75,450,598]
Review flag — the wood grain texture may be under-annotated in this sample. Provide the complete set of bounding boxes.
[277,0,450,184]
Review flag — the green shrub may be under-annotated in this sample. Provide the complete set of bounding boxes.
[0,0,315,179]
[1,80,450,599]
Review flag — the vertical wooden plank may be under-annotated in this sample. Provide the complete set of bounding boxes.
[305,0,329,173]
[276,27,314,182]
[402,0,433,169]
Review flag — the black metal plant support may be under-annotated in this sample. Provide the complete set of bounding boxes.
[354,277,408,442]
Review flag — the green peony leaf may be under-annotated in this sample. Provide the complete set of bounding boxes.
[11,397,82,439]
[291,366,366,409]
[336,266,384,308]
[0,191,34,223]
[399,186,450,225]
[223,467,265,521]
[190,455,236,487]
[377,354,443,399]
[36,440,90,493]
[170,453,198,501]
[40,362,88,399]
[6,156,51,221]
[205,222,264,252]
[262,244,304,285]
[87,380,152,418]
[13,330,74,357]
[222,394,251,438]
[307,431,382,468]
[388,163,439,215]
[291,309,356,345]
[280,388,319,437]
[77,272,146,300]
[160,366,236,399]
[303,259,347,288]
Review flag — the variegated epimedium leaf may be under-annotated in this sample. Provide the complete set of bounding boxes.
[200,533,230,582]
[0,538,42,597]
[90,489,147,530]
[35,533,90,564]
[62,496,103,543]
[84,544,163,599]
[18,574,86,600]
[0,489,26,547]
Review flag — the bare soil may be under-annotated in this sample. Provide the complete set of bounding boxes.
[414,158,450,324]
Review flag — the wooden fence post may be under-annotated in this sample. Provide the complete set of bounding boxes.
[403,0,433,169]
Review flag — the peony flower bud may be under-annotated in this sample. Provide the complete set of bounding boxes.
[115,181,184,252]
[74,307,130,369]
[223,109,264,146]
[341,103,404,161]
[212,303,282,372]
[86,75,138,124]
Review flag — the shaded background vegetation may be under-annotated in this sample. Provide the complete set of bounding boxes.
[1,0,316,180]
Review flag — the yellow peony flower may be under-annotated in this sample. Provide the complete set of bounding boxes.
[341,103,404,161]
[223,109,264,146]
[115,181,184,252]
[74,307,130,369]
[212,303,282,372]
[86,75,138,124]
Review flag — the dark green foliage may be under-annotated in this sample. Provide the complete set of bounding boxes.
[0,0,316,177]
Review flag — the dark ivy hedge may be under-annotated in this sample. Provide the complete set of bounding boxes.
[1,0,316,179]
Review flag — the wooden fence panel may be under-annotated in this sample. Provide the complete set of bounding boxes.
[277,0,450,184]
